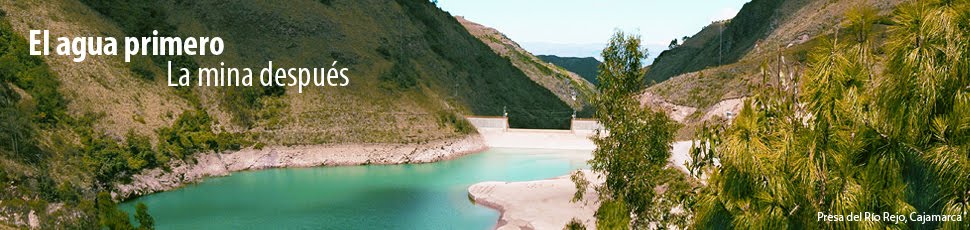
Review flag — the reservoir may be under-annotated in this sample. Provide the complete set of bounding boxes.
[120,148,591,229]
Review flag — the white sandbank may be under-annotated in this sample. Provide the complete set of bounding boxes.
[468,141,694,229]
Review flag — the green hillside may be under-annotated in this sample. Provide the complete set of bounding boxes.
[455,16,594,117]
[536,55,600,86]
[0,0,571,228]
[644,0,784,85]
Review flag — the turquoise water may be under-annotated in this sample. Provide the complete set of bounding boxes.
[120,148,590,229]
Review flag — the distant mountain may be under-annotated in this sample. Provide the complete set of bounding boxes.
[519,42,604,61]
[536,55,600,86]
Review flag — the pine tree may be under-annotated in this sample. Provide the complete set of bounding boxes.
[692,1,970,229]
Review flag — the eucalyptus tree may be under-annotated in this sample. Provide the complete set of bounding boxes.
[585,31,691,229]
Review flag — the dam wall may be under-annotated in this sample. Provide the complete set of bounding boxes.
[465,116,599,150]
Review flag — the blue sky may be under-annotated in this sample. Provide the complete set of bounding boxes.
[438,0,751,61]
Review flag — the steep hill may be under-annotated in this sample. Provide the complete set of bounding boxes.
[646,0,905,85]
[0,0,572,227]
[642,0,906,139]
[536,55,600,86]
[645,0,786,84]
[455,16,594,112]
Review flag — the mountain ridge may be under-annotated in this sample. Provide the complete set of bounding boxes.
[455,16,594,113]
[536,55,600,86]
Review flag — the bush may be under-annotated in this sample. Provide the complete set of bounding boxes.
[564,218,586,230]
[379,60,418,90]
[128,57,156,81]
[124,131,156,171]
[135,202,154,230]
[81,135,131,184]
[0,20,67,126]
[95,192,134,230]
[436,111,474,134]
[156,110,244,161]
[78,0,173,37]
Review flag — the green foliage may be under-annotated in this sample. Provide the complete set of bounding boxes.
[570,171,588,202]
[0,101,42,163]
[380,59,419,90]
[82,133,135,185]
[96,192,134,230]
[692,1,970,228]
[844,6,879,43]
[78,0,221,110]
[687,122,722,179]
[124,131,157,171]
[78,0,173,37]
[435,111,475,134]
[135,202,154,230]
[564,218,587,230]
[595,198,631,230]
[157,110,244,161]
[536,55,600,85]
[0,20,67,126]
[588,31,688,228]
[128,57,156,81]
[393,0,572,129]
[221,86,283,128]
[646,0,784,84]
[0,17,173,229]
[78,110,244,185]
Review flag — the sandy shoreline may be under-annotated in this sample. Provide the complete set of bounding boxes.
[468,141,694,230]
[468,170,604,230]
[113,135,487,200]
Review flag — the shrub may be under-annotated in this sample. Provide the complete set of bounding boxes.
[128,57,156,81]
[379,60,418,90]
[564,218,586,230]
[156,109,244,161]
[0,20,67,126]
[80,134,131,184]
[124,131,156,171]
[95,192,134,230]
[436,111,474,134]
[135,202,154,230]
